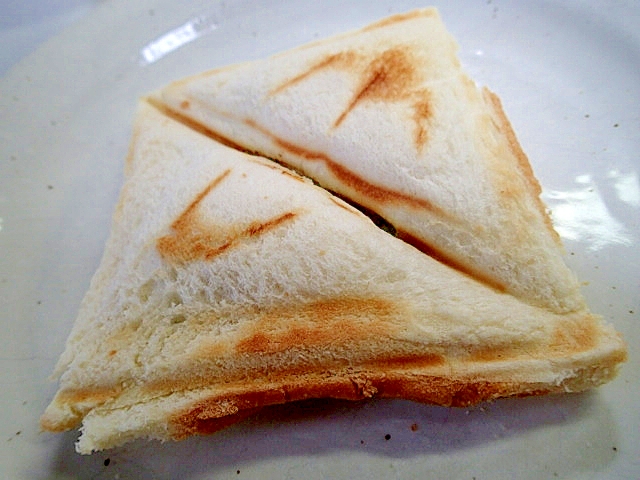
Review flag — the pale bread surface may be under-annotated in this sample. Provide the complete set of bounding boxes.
[40,101,626,453]
[153,7,585,313]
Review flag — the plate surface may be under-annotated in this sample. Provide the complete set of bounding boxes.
[1,1,638,478]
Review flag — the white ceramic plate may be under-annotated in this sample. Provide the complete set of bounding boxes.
[1,1,638,478]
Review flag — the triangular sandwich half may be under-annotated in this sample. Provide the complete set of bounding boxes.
[152,7,584,314]
[41,100,625,453]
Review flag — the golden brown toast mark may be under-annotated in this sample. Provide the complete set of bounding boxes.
[40,384,126,431]
[236,298,397,355]
[123,106,154,176]
[470,314,623,363]
[333,47,432,146]
[172,406,262,439]
[482,88,560,244]
[376,375,525,407]
[146,97,251,154]
[280,168,307,182]
[158,210,298,263]
[361,8,436,32]
[157,170,299,263]
[269,51,358,95]
[177,169,233,231]
[323,154,436,209]
[169,372,539,438]
[242,118,442,213]
[40,415,81,433]
[362,353,446,370]
[550,314,599,354]
[328,196,362,215]
[466,346,509,363]
[412,98,432,149]
[467,342,542,363]
[246,212,298,238]
[165,340,628,438]
[40,386,124,432]
[269,47,432,150]
[56,385,124,405]
[244,155,312,184]
[169,379,378,438]
[396,229,508,293]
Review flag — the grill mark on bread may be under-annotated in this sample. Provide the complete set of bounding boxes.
[146,97,250,153]
[170,378,382,437]
[158,210,298,263]
[377,376,524,407]
[324,156,435,209]
[236,298,396,355]
[363,353,445,369]
[242,118,442,213]
[468,343,536,363]
[328,196,362,215]
[482,88,560,244]
[243,154,309,183]
[179,170,232,226]
[396,229,508,293]
[412,98,431,148]
[333,62,385,128]
[332,47,432,152]
[470,314,609,363]
[280,168,308,183]
[361,9,436,32]
[270,47,432,150]
[270,51,358,95]
[246,212,298,238]
[550,315,599,354]
[123,126,142,175]
[157,171,299,263]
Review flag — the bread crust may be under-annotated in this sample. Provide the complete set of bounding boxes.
[170,347,625,440]
[481,87,560,245]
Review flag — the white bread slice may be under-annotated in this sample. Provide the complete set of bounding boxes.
[152,7,584,314]
[40,100,625,453]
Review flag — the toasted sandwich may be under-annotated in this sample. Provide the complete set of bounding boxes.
[152,7,585,314]
[40,100,626,453]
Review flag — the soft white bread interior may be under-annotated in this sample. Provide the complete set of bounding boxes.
[40,100,626,454]
[152,7,585,314]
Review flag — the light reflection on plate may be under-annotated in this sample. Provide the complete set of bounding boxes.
[139,14,219,66]
[608,169,640,208]
[544,172,637,250]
